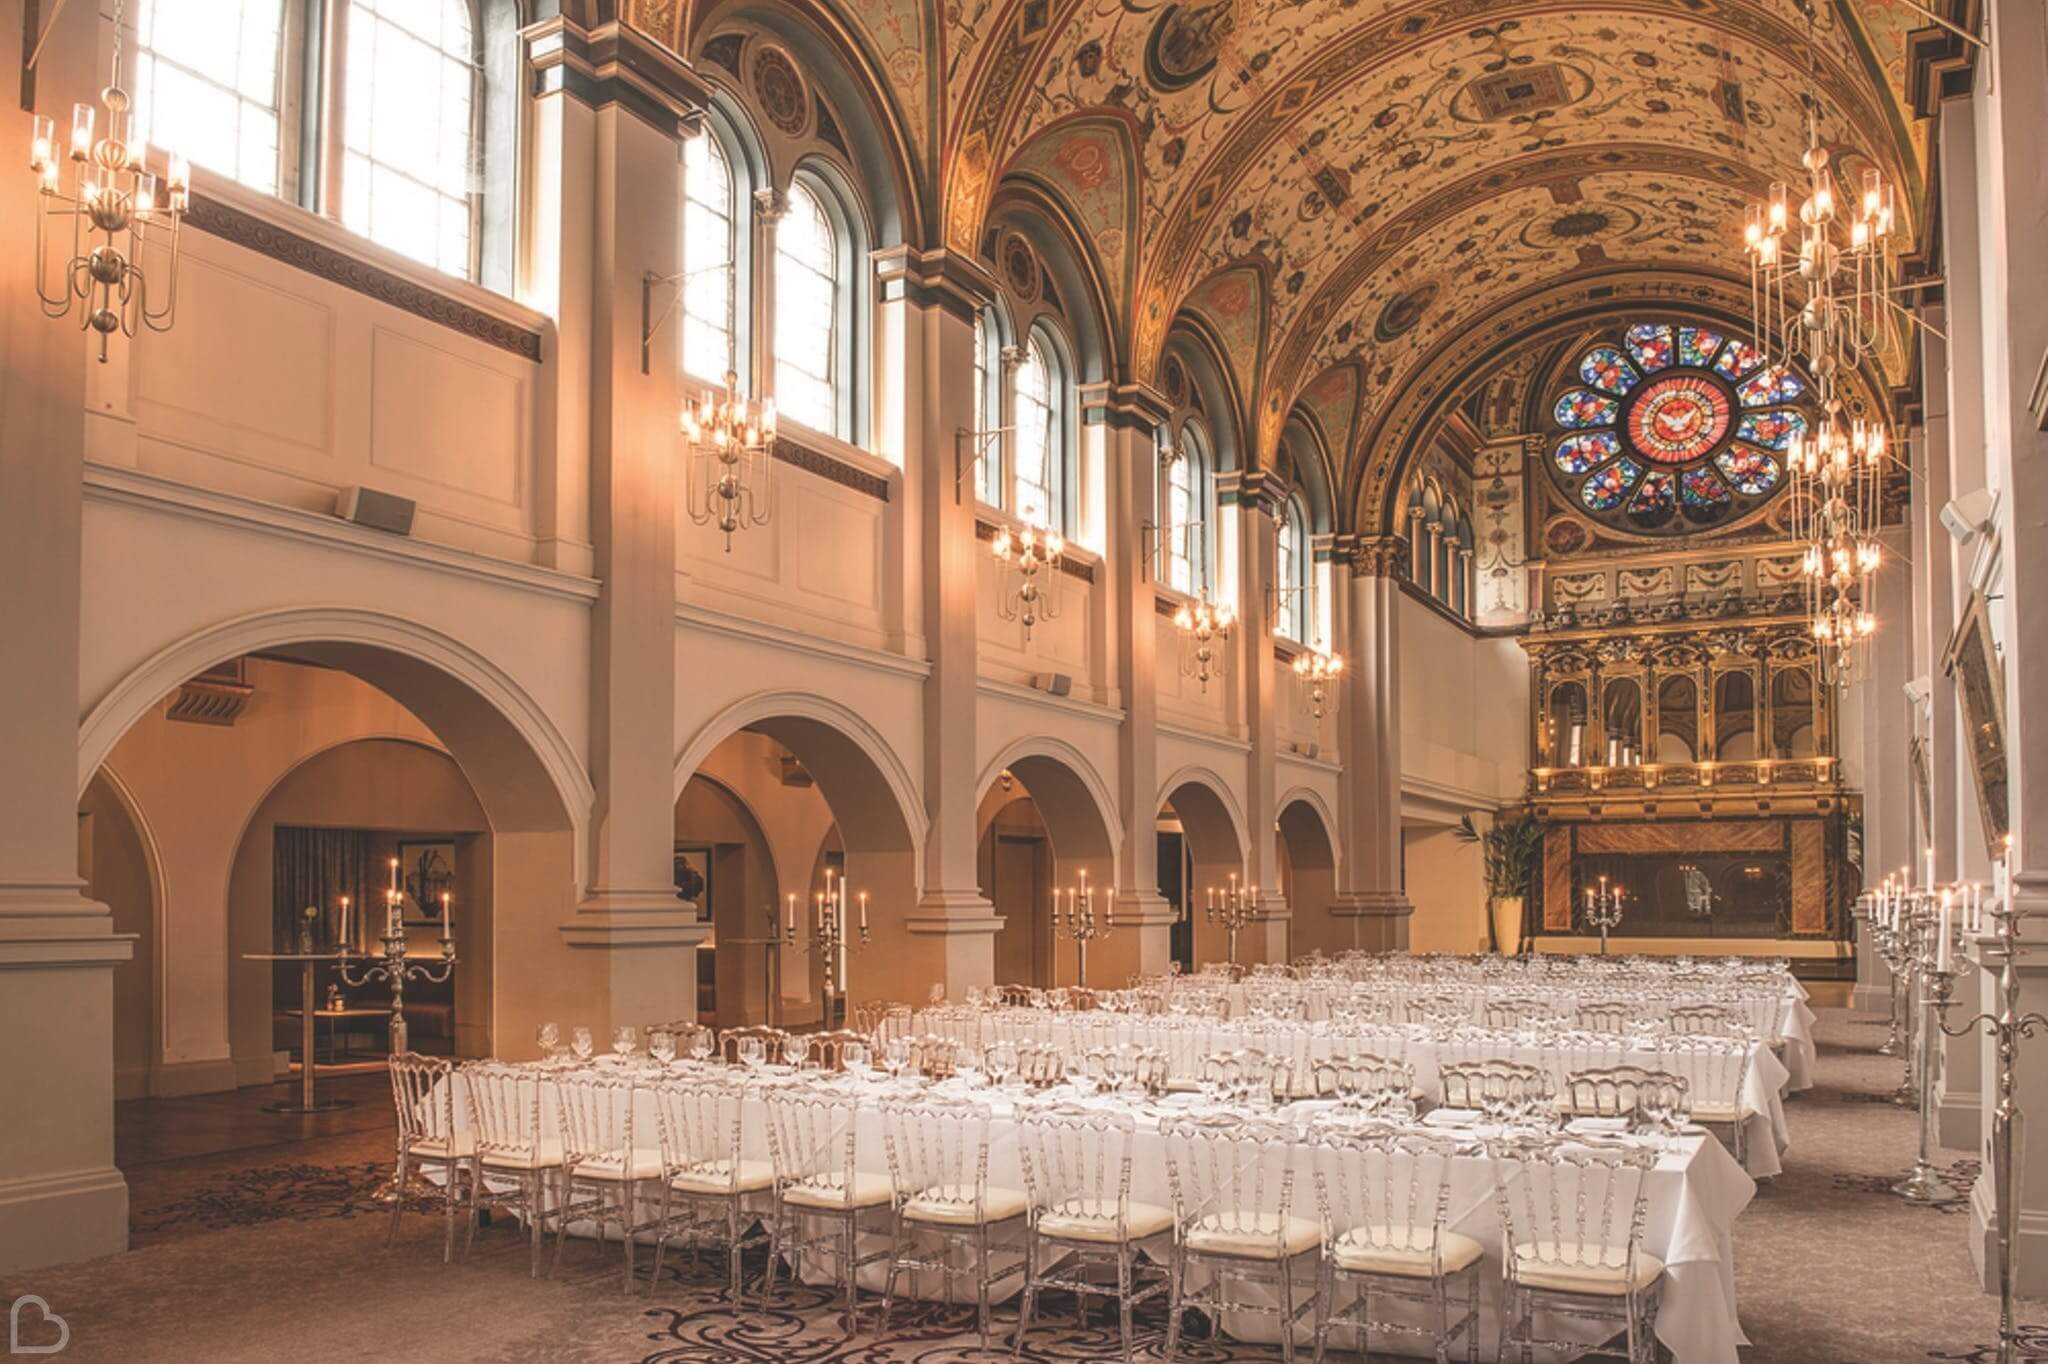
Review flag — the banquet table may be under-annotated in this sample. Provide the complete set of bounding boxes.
[912,1010,1793,1178]
[429,1063,1756,1364]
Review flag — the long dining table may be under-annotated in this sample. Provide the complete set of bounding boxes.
[427,1059,1757,1364]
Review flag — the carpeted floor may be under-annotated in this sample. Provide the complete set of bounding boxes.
[4,1008,2043,1362]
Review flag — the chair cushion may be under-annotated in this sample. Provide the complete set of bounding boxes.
[1184,1212,1322,1259]
[1037,1198,1175,1243]
[1331,1225,1486,1278]
[569,1148,665,1182]
[1509,1242,1665,1296]
[404,1133,476,1161]
[782,1172,895,1210]
[670,1159,776,1196]
[479,1141,564,1170]
[1688,1101,1752,1124]
[903,1184,1029,1226]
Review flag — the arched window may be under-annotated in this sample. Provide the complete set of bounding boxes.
[1276,494,1310,641]
[134,0,285,196]
[1164,422,1211,595]
[774,178,844,436]
[1011,332,1061,529]
[972,307,1004,504]
[682,129,739,381]
[341,0,481,277]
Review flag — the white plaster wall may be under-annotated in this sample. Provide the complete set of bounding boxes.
[1398,594,1529,812]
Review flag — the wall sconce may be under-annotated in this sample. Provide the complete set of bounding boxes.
[1291,645,1344,720]
[1173,597,1234,690]
[993,523,1063,640]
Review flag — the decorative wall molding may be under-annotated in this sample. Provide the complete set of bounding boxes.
[185,195,545,361]
[772,436,892,502]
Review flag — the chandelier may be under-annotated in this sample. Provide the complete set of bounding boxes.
[1173,597,1234,691]
[992,523,1063,640]
[682,369,776,550]
[28,0,187,363]
[1291,645,1344,720]
[1788,407,1884,682]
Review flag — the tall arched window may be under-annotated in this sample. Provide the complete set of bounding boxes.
[1011,332,1059,528]
[341,0,480,277]
[774,178,843,435]
[1276,494,1309,641]
[682,129,738,381]
[134,0,285,196]
[1164,422,1211,595]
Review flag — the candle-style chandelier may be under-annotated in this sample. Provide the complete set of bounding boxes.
[1173,596,1234,691]
[27,0,188,363]
[992,522,1063,640]
[1788,408,1884,682]
[682,368,776,550]
[1291,645,1343,720]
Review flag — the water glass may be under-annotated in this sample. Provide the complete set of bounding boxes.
[738,1036,765,1070]
[612,1024,638,1057]
[649,1030,677,1065]
[843,1042,871,1079]
[690,1029,715,1064]
[783,1035,808,1069]
[884,1037,912,1080]
[570,1026,594,1061]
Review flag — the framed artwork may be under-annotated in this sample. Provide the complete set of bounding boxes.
[1943,590,2010,860]
[674,843,713,910]
[397,839,456,926]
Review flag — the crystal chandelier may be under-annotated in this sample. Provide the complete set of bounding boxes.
[1291,645,1344,720]
[991,523,1063,640]
[682,369,776,550]
[1788,408,1884,682]
[28,0,187,363]
[1173,597,1235,691]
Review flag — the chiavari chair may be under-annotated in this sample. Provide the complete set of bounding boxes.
[385,1052,473,1262]
[1489,1135,1664,1364]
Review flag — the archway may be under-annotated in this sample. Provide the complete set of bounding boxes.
[78,767,162,1101]
[81,615,590,1097]
[1277,792,1340,960]
[975,747,1119,989]
[1157,771,1250,971]
[677,697,923,1023]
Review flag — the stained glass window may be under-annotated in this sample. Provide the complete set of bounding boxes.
[1544,319,1804,537]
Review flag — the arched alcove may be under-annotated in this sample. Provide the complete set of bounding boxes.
[974,747,1119,989]
[1158,770,1249,972]
[1277,793,1340,960]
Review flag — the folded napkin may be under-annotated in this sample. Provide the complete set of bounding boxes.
[1422,1108,1481,1128]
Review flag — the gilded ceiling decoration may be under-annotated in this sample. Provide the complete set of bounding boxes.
[657,0,1928,530]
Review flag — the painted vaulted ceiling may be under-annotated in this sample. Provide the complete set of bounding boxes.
[639,0,1930,532]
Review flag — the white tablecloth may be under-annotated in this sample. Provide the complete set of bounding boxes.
[430,1066,1756,1364]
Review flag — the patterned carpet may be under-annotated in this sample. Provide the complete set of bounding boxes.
[4,1009,2045,1363]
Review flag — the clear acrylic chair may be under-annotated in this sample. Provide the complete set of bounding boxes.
[1658,1035,1753,1164]
[1665,1003,1749,1038]
[801,1029,871,1073]
[462,1061,564,1277]
[1574,999,1639,1033]
[1481,996,1560,1030]
[1438,1059,1552,1124]
[876,1095,1027,1352]
[909,1034,962,1079]
[386,1052,473,1261]
[1310,1124,1483,1364]
[718,1025,789,1065]
[1161,1113,1321,1362]
[1489,1135,1664,1364]
[1017,1040,1067,1089]
[762,1085,893,1323]
[1561,1065,1688,1126]
[1157,1022,1214,1091]
[647,1076,773,1300]
[1314,1054,1418,1119]
[554,1072,663,1290]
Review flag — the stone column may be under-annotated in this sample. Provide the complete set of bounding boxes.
[876,249,1002,993]
[1236,476,1290,962]
[1101,386,1179,977]
[532,17,708,1018]
[1956,0,2048,1292]
[1333,538,1414,948]
[0,0,133,1271]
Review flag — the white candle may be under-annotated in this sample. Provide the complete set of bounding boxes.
[339,895,351,950]
[1937,895,1953,972]
[440,890,451,939]
[858,890,868,931]
[390,856,400,894]
[1925,847,1936,892]
[786,893,796,934]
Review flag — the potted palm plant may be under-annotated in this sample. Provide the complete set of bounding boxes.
[1455,811,1548,956]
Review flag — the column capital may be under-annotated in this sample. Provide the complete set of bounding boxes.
[1080,381,1171,432]
[1217,468,1291,518]
[1343,534,1409,579]
[524,15,711,136]
[872,245,997,324]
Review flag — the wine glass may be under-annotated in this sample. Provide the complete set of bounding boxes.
[570,1026,594,1062]
[738,1036,765,1070]
[783,1035,808,1070]
[536,1021,560,1062]
[983,1040,1018,1090]
[690,1029,715,1064]
[843,1042,871,1080]
[612,1024,638,1058]
[649,1029,677,1065]
[884,1037,911,1082]
[965,985,987,1010]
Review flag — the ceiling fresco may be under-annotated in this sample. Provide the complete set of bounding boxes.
[664,0,1930,529]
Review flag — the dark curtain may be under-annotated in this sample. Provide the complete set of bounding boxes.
[273,827,373,951]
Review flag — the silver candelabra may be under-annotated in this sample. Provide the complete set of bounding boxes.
[1894,889,1962,1203]
[1056,873,1111,989]
[1579,874,1627,955]
[1933,894,2046,1364]
[784,872,869,1029]
[1870,875,1923,1106]
[1857,891,1906,1057]
[338,898,456,1058]
[1206,878,1258,967]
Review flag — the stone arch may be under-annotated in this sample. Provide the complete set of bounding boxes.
[1158,767,1253,970]
[1278,788,1342,960]
[975,739,1121,988]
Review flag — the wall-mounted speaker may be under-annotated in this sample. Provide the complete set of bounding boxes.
[336,486,417,536]
[1032,672,1073,697]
